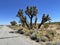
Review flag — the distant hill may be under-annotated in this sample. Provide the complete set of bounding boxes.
[49,22,60,24]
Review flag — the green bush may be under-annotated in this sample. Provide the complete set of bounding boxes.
[10,21,17,26]
[44,23,49,29]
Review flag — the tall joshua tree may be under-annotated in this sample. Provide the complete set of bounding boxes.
[38,14,51,29]
[25,6,38,29]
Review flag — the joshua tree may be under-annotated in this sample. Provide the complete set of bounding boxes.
[25,6,38,29]
[38,14,51,29]
[16,9,29,28]
[10,21,17,26]
[16,9,25,27]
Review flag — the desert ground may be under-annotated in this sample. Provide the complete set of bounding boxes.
[0,24,60,45]
[0,26,40,45]
[7,24,60,45]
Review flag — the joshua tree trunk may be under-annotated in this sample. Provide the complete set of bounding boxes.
[30,16,33,29]
[38,21,43,29]
[25,21,30,29]
[34,16,37,26]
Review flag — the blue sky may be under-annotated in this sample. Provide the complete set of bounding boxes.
[0,0,60,25]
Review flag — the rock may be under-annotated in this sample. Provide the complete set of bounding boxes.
[30,32,37,40]
[9,31,14,33]
[19,30,25,34]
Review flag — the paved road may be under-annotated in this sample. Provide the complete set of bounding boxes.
[0,26,40,45]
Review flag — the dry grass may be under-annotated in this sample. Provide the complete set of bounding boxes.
[7,24,60,45]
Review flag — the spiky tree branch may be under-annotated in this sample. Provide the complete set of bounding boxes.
[38,14,51,29]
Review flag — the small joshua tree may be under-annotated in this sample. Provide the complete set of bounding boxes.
[38,14,51,29]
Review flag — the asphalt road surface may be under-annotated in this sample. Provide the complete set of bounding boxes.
[0,26,40,45]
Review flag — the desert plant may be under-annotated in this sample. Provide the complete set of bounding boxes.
[17,28,25,34]
[36,31,48,42]
[44,23,49,30]
[45,30,56,41]
[46,42,53,45]
[17,9,29,28]
[47,30,56,37]
[10,21,17,26]
[16,9,25,27]
[53,41,60,45]
[38,14,51,29]
[25,6,38,29]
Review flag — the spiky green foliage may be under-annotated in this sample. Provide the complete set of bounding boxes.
[25,6,38,29]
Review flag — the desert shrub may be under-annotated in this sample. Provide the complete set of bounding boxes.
[53,41,60,45]
[47,30,56,37]
[46,42,53,45]
[24,30,34,36]
[30,31,48,42]
[44,23,49,29]
[17,28,25,34]
[45,34,52,41]
[45,30,56,41]
[36,35,48,42]
[36,32,42,42]
[10,21,17,26]
[30,30,43,41]
[24,30,31,36]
